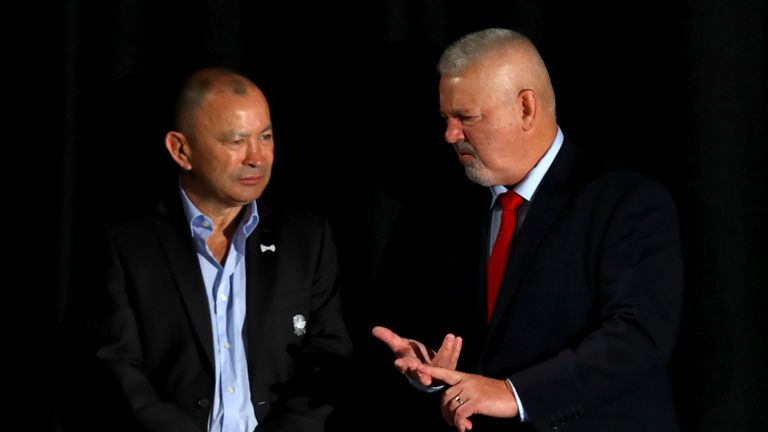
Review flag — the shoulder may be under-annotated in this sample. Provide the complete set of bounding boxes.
[589,167,676,213]
[560,140,676,209]
[258,198,327,231]
[569,162,680,242]
[255,197,333,248]
[106,207,157,236]
[100,191,185,252]
[543,140,680,236]
[591,168,672,199]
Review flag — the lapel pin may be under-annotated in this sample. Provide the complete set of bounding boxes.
[292,314,307,336]
[260,244,276,253]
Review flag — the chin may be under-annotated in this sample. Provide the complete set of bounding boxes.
[228,189,265,206]
[464,168,494,187]
[243,190,265,203]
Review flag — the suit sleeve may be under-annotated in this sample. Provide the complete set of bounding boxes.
[510,180,684,429]
[91,232,202,432]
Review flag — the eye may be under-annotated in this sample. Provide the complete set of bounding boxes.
[444,114,479,126]
[259,131,273,141]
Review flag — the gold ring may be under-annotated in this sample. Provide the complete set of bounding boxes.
[454,395,465,406]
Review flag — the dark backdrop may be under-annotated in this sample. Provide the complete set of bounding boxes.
[45,0,766,431]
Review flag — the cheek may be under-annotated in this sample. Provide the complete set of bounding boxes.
[224,150,246,167]
[473,131,508,168]
[466,129,490,156]
[260,147,275,168]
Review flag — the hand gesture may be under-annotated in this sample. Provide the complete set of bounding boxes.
[371,326,462,386]
[417,365,519,431]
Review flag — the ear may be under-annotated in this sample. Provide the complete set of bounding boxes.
[519,89,537,131]
[165,131,192,170]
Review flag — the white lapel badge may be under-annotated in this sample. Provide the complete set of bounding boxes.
[292,314,307,336]
[260,244,276,253]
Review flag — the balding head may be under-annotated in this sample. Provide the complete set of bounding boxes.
[173,68,264,139]
[165,67,274,212]
[438,28,556,117]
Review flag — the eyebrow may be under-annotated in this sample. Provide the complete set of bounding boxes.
[220,124,272,140]
[441,109,478,118]
[220,130,249,141]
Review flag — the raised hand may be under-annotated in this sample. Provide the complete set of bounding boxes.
[372,326,462,386]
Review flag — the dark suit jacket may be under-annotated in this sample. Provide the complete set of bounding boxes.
[447,138,684,431]
[371,138,683,432]
[91,192,352,432]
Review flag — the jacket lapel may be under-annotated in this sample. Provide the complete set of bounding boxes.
[244,206,277,376]
[486,140,583,337]
[153,195,215,369]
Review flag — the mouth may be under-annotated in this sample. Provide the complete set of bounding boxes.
[456,148,476,164]
[458,154,476,165]
[238,175,264,186]
[453,141,477,162]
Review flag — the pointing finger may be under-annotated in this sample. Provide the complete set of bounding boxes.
[372,326,405,351]
[417,364,464,386]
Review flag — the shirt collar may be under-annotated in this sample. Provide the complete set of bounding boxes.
[178,179,260,238]
[490,126,564,207]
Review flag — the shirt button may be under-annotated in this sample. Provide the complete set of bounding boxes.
[219,293,228,302]
[227,386,235,394]
[202,220,210,228]
[223,342,231,349]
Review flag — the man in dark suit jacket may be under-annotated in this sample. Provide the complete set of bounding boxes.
[91,68,352,431]
[373,28,682,432]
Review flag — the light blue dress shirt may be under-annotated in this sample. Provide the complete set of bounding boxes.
[180,186,259,432]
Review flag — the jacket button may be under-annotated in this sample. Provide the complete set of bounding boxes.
[196,398,210,409]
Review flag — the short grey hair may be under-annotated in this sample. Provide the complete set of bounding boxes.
[438,28,556,116]
[438,28,530,76]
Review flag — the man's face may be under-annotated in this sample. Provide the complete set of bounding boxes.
[439,63,528,187]
[186,88,274,209]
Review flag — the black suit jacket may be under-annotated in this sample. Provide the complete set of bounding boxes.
[372,138,683,432]
[91,192,352,432]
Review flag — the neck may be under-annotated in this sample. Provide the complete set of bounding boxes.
[181,175,246,235]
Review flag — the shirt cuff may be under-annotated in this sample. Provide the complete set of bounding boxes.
[506,378,527,422]
[406,374,445,393]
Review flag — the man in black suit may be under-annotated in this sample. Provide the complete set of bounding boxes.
[373,28,683,431]
[91,68,352,431]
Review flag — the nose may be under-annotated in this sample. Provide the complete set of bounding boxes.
[444,118,465,144]
[244,139,266,167]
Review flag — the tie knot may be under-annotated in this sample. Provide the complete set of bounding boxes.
[498,191,524,212]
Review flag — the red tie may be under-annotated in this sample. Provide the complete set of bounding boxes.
[487,191,524,322]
